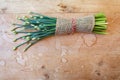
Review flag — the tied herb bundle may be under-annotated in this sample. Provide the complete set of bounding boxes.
[12,12,107,51]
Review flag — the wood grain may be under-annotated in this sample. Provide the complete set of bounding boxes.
[0,0,120,80]
[0,0,120,13]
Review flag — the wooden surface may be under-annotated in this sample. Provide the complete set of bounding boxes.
[0,0,120,80]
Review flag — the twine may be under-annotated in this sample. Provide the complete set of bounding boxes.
[56,15,95,35]
[71,18,76,33]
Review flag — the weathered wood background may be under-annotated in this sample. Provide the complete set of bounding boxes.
[0,0,120,80]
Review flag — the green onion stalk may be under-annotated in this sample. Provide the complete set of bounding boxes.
[12,12,107,51]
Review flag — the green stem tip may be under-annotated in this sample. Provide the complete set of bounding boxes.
[93,13,107,34]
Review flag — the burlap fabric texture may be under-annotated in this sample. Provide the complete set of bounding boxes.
[55,15,95,35]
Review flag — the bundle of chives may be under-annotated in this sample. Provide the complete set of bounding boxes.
[12,12,107,51]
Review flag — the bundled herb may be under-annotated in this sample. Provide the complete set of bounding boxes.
[12,12,107,51]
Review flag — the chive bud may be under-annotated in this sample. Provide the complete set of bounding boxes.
[40,16,43,18]
[13,47,17,50]
[36,27,40,30]
[31,24,35,26]
[12,31,17,34]
[37,38,40,40]
[12,23,16,25]
[33,17,37,19]
[11,29,15,31]
[25,22,30,24]
[27,33,31,35]
[16,16,21,20]
[34,26,38,29]
[32,38,36,40]
[39,25,44,29]
[23,16,28,20]
[13,39,17,42]
[25,37,30,40]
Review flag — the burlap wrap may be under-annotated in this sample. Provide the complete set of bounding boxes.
[55,18,73,35]
[56,15,95,35]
